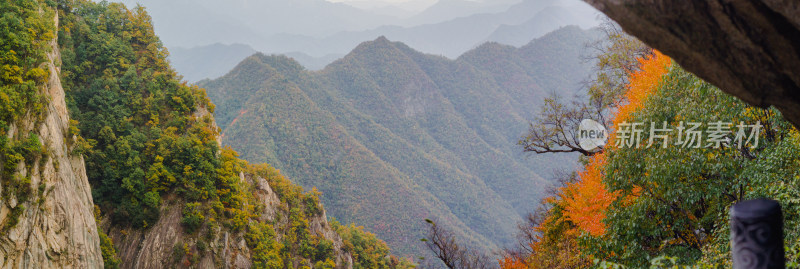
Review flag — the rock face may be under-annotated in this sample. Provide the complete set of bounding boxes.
[1,3,355,268]
[0,12,103,268]
[585,0,800,127]
[107,173,353,269]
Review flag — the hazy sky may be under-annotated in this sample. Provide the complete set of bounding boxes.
[325,0,439,12]
[327,0,431,3]
[325,0,437,4]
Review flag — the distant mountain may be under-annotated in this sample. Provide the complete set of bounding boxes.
[334,0,432,18]
[283,52,345,70]
[116,0,600,64]
[400,0,522,26]
[251,0,601,59]
[167,43,354,82]
[200,26,598,257]
[113,0,397,47]
[169,43,256,83]
[112,0,263,48]
[484,4,600,46]
[360,4,421,19]
[169,44,341,83]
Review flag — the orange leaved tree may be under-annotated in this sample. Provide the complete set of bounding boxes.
[502,51,672,269]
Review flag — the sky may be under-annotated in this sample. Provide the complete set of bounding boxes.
[326,0,431,3]
[324,0,440,13]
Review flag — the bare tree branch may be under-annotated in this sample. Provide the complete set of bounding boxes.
[520,18,651,157]
[422,219,494,269]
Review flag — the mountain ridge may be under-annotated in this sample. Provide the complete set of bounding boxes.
[202,26,597,257]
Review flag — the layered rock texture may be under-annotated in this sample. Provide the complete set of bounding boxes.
[0,12,103,268]
[585,0,800,127]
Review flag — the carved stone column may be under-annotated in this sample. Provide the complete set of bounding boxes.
[730,199,785,269]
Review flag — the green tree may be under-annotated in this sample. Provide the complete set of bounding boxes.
[0,0,55,230]
[331,219,414,269]
[246,222,284,269]
[587,67,800,266]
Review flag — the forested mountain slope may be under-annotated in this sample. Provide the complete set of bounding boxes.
[2,1,407,268]
[202,26,598,256]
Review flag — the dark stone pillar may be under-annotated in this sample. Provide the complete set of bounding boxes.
[730,199,785,269]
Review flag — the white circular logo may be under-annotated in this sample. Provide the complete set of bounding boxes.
[578,119,608,152]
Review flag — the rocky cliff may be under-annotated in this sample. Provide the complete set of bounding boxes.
[0,0,407,269]
[1,3,356,268]
[0,11,103,268]
[106,172,353,269]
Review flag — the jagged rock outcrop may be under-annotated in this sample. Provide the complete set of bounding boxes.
[106,172,353,269]
[246,173,353,269]
[0,12,103,268]
[585,0,800,128]
[306,210,353,269]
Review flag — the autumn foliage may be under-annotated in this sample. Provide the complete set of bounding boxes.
[561,154,614,236]
[498,255,527,269]
[544,51,670,239]
[611,50,672,129]
[501,51,672,269]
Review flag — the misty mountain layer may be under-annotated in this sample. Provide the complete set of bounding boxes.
[200,26,598,256]
[119,0,599,64]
